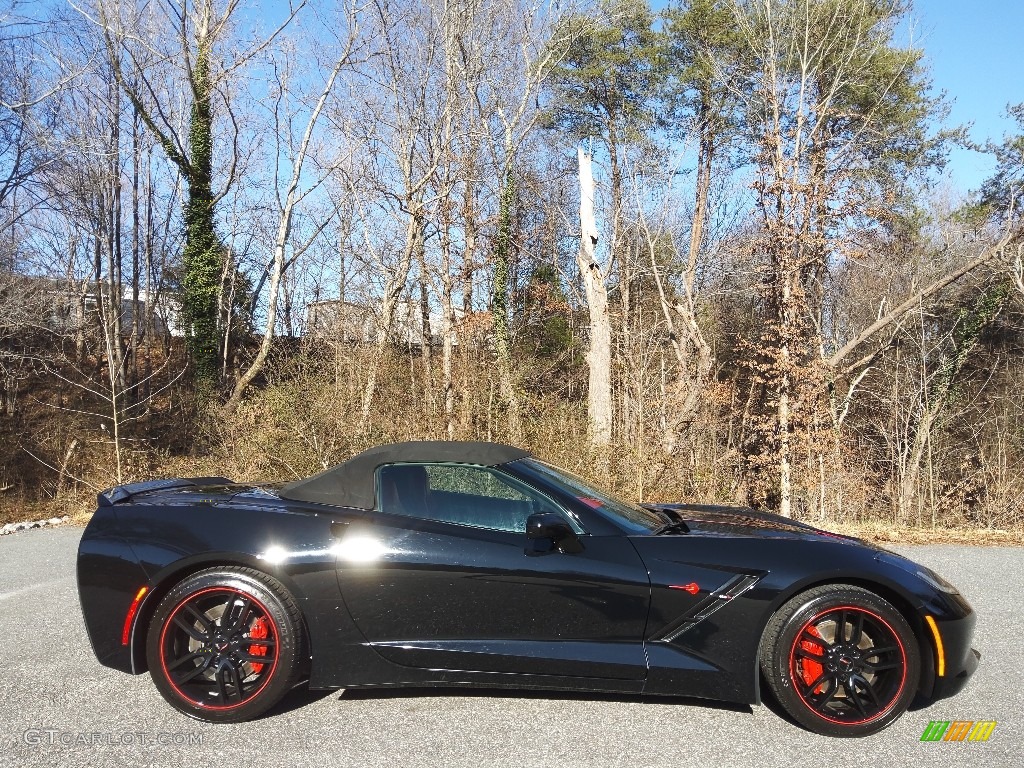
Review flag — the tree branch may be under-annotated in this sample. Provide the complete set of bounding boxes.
[825,232,1015,371]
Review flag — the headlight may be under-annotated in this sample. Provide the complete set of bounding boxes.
[876,552,960,595]
[914,567,960,595]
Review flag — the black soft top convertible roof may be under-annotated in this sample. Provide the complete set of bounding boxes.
[279,440,531,509]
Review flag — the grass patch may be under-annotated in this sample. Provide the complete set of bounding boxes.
[826,521,1024,546]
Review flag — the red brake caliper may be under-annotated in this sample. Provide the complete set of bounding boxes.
[248,616,269,673]
[799,624,826,693]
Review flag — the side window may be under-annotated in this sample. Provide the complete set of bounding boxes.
[377,463,570,533]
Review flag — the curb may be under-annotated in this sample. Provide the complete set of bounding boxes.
[0,515,71,536]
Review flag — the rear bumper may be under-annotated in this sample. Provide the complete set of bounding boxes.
[78,510,151,674]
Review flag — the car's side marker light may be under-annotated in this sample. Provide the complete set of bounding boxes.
[669,583,701,595]
[925,614,946,677]
[121,586,149,646]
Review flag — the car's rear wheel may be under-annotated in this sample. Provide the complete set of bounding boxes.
[759,584,920,737]
[146,567,305,723]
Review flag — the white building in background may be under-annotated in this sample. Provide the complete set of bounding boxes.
[45,285,183,338]
[0,274,183,339]
[304,299,376,342]
[123,289,183,338]
[305,298,464,347]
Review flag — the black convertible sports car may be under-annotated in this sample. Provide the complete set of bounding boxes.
[77,441,979,736]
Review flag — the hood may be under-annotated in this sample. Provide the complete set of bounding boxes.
[642,502,869,544]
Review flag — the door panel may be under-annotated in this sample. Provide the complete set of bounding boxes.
[335,515,651,680]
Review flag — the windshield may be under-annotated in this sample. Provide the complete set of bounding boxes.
[510,458,664,534]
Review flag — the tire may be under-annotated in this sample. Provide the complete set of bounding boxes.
[759,584,920,737]
[145,567,306,723]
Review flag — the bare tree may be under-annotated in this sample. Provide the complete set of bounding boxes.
[224,4,365,411]
[85,0,305,384]
[728,0,967,515]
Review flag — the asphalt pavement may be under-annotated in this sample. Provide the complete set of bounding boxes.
[0,526,1019,767]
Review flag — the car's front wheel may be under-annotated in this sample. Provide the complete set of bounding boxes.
[146,567,305,722]
[759,584,920,737]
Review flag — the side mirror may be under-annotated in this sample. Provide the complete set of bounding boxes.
[525,512,583,554]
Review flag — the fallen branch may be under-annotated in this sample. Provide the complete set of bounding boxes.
[826,232,1015,371]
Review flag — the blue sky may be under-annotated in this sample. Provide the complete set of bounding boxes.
[914,0,1024,193]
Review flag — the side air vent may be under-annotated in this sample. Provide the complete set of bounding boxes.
[652,574,761,643]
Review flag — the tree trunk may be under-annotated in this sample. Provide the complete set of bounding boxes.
[417,238,434,418]
[361,208,421,429]
[491,173,522,442]
[224,52,347,412]
[577,147,612,446]
[181,3,221,386]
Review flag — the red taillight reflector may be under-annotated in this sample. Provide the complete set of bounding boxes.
[121,586,149,646]
[669,582,700,595]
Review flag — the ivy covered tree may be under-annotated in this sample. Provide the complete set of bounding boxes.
[180,23,220,386]
[96,0,302,388]
[969,104,1024,307]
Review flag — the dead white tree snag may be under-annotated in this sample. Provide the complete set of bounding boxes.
[576,146,612,446]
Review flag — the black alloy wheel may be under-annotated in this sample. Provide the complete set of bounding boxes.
[146,567,305,722]
[759,584,920,737]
